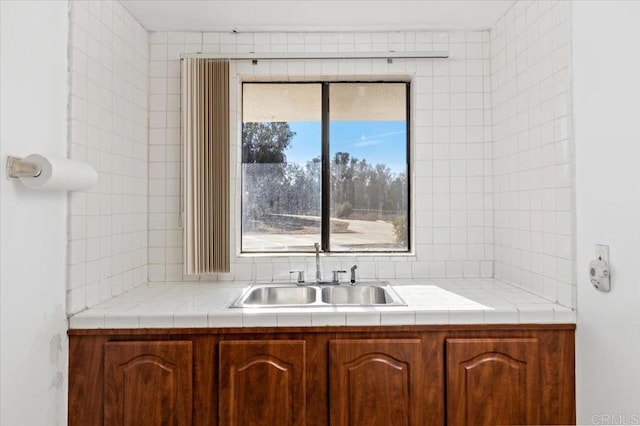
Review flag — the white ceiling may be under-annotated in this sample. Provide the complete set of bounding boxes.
[120,0,515,33]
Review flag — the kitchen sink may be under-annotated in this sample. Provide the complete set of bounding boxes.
[321,285,400,305]
[230,282,406,308]
[241,286,317,306]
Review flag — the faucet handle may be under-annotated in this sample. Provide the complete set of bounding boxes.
[290,270,305,284]
[350,264,358,285]
[331,270,347,284]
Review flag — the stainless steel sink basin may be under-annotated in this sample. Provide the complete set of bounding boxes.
[230,282,406,308]
[239,286,317,307]
[321,285,399,305]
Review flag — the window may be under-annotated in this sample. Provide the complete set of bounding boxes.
[241,82,409,253]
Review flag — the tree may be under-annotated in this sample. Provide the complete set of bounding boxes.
[283,162,320,215]
[242,122,295,164]
[242,122,297,231]
[242,121,407,242]
[331,152,353,207]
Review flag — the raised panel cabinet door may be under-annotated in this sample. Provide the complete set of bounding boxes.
[329,339,423,426]
[104,341,193,426]
[446,338,540,426]
[219,340,306,426]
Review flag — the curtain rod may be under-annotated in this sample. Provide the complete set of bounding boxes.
[180,51,449,61]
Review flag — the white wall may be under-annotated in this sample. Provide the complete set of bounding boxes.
[573,1,640,421]
[490,0,575,308]
[148,30,494,282]
[0,1,69,424]
[67,0,149,315]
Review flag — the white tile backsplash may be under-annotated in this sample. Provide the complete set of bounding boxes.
[67,0,148,315]
[490,0,575,308]
[64,1,576,314]
[148,29,494,283]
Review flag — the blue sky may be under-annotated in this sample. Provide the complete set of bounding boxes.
[285,121,407,175]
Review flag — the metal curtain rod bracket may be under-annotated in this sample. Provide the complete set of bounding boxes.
[6,156,41,179]
[180,50,449,61]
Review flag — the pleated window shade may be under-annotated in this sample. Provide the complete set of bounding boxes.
[182,58,230,274]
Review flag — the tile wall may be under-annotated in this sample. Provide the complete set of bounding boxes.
[63,0,576,311]
[490,0,575,307]
[147,30,495,283]
[67,0,149,314]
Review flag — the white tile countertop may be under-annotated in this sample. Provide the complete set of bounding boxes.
[68,278,576,329]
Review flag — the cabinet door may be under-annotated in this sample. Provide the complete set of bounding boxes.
[219,340,306,426]
[104,341,193,426]
[446,338,540,426]
[329,339,423,426]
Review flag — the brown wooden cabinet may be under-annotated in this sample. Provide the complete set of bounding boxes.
[218,340,306,426]
[68,325,575,426]
[103,341,193,426]
[329,339,423,426]
[446,338,540,426]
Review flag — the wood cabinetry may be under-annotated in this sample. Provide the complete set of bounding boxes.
[446,338,540,426]
[219,340,306,426]
[329,339,423,426]
[68,325,575,426]
[103,341,193,426]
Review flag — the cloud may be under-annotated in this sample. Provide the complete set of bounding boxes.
[333,130,406,146]
[354,139,382,147]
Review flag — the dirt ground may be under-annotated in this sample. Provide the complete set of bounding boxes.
[243,215,403,251]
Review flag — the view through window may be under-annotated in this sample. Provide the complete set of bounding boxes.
[242,82,408,253]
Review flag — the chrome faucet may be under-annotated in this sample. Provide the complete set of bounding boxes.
[314,242,322,282]
[314,243,350,285]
